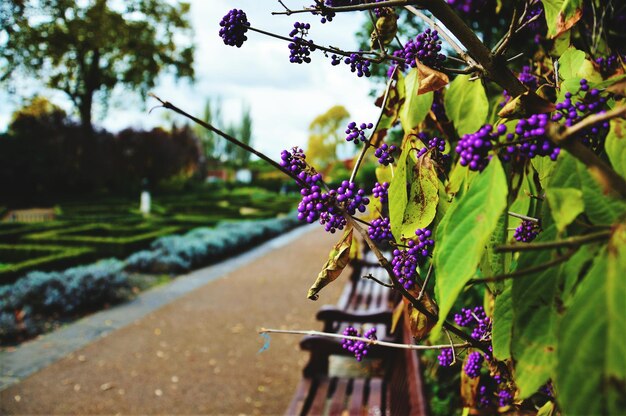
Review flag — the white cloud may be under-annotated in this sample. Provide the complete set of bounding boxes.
[1,0,383,161]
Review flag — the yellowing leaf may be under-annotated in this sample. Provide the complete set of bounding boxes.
[307,226,354,300]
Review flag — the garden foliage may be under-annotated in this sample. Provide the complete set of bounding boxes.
[205,1,626,414]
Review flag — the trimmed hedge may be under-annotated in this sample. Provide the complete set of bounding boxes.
[0,244,95,284]
[23,223,182,257]
[125,213,301,274]
[0,259,130,343]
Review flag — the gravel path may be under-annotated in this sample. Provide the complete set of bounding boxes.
[0,226,345,415]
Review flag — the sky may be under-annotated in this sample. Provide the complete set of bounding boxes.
[0,1,384,161]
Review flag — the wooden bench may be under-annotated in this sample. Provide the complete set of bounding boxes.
[286,252,427,415]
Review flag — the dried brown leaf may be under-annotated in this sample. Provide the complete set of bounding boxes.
[307,226,354,300]
[416,61,449,95]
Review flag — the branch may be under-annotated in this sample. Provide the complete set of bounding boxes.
[508,211,540,223]
[555,105,626,144]
[349,66,398,183]
[259,327,471,350]
[494,230,611,253]
[148,94,301,184]
[362,273,394,288]
[468,248,576,285]
[343,215,491,353]
[403,5,480,69]
[271,1,420,16]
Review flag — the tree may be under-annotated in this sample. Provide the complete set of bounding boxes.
[306,105,350,170]
[0,0,194,133]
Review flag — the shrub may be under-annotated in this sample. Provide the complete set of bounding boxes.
[0,259,130,344]
[125,213,300,274]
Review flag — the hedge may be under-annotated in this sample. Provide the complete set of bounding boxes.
[0,259,130,343]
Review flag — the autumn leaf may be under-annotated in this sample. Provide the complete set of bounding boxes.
[416,61,449,94]
[402,283,437,340]
[307,226,354,300]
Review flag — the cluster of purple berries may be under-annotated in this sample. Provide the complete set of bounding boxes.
[297,185,328,224]
[498,389,514,408]
[345,53,372,77]
[464,351,484,378]
[455,124,507,172]
[288,22,316,64]
[296,179,370,233]
[345,121,374,144]
[454,306,491,341]
[219,9,250,48]
[342,326,377,361]
[319,210,347,233]
[337,180,370,214]
[368,216,393,242]
[374,143,397,166]
[502,113,560,162]
[416,133,449,163]
[552,79,610,151]
[514,219,541,242]
[595,53,624,76]
[437,347,454,367]
[372,181,389,202]
[391,228,434,289]
[280,147,322,185]
[401,29,446,69]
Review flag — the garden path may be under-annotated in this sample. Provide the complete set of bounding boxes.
[0,225,345,415]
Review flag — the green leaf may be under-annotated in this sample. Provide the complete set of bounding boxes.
[555,225,626,415]
[432,158,508,338]
[444,75,489,137]
[537,401,555,416]
[492,281,513,360]
[531,156,557,189]
[307,227,353,300]
[400,68,433,131]
[543,0,583,38]
[375,165,394,185]
[389,144,411,240]
[557,48,585,80]
[561,242,600,303]
[605,117,626,179]
[402,156,439,235]
[550,151,626,226]
[557,47,601,82]
[485,211,509,294]
[511,225,562,398]
[544,187,584,232]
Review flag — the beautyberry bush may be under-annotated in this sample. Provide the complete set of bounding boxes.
[195,2,626,415]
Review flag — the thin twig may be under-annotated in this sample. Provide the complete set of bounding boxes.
[468,249,576,285]
[362,273,394,288]
[492,3,520,57]
[444,328,457,365]
[508,211,539,223]
[555,105,626,144]
[259,328,471,350]
[349,65,398,183]
[343,215,491,354]
[148,94,301,184]
[494,230,611,253]
[417,263,433,301]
